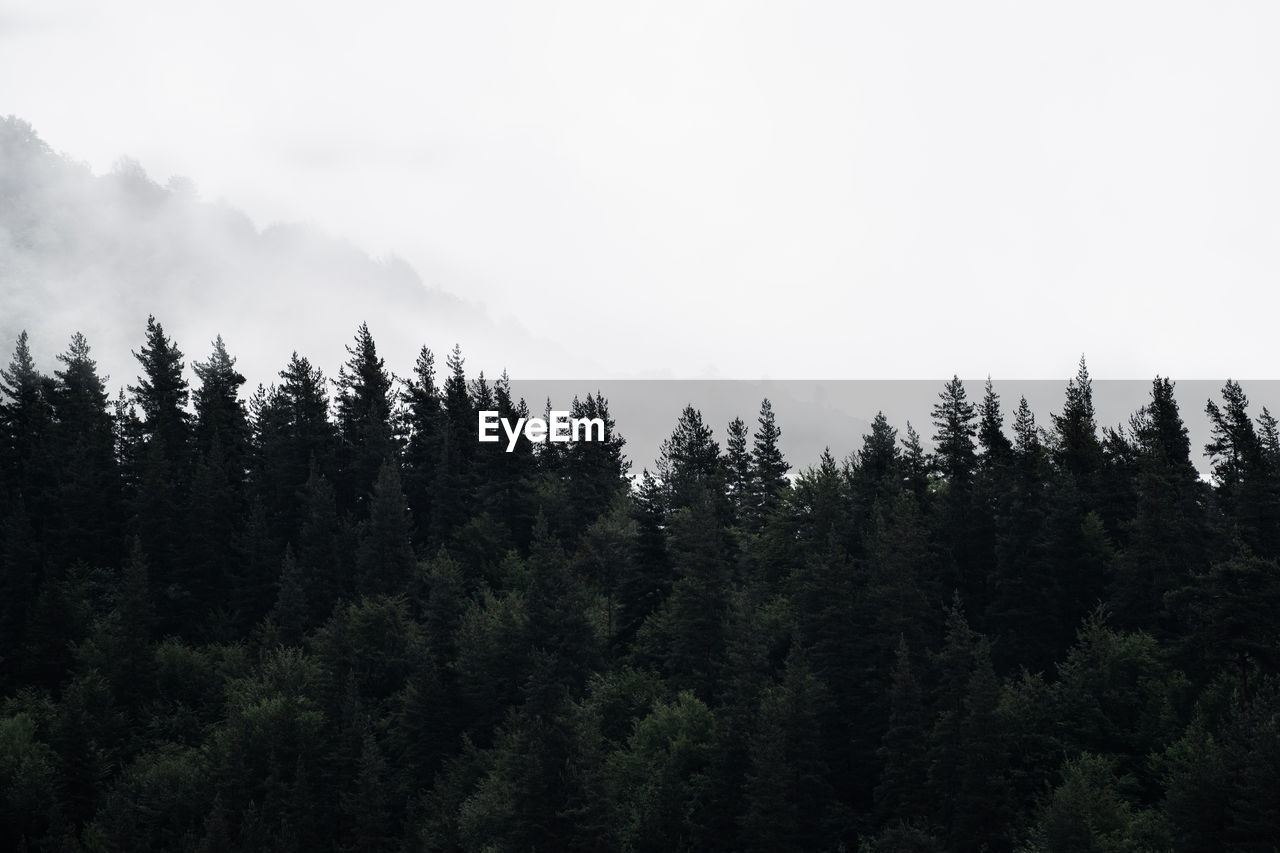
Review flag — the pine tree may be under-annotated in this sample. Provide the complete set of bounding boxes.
[355,460,416,598]
[1205,380,1280,554]
[341,729,392,853]
[48,332,120,572]
[402,345,442,550]
[1,330,55,502]
[657,405,723,515]
[875,637,930,825]
[192,335,250,473]
[724,417,752,525]
[1052,356,1104,489]
[124,319,198,631]
[901,421,932,503]
[524,514,599,693]
[851,411,901,531]
[251,352,338,546]
[272,545,309,644]
[738,646,834,852]
[619,469,673,648]
[1110,378,1209,633]
[1174,542,1280,703]
[1,330,55,613]
[127,315,191,470]
[431,344,474,544]
[988,397,1060,670]
[931,376,978,488]
[335,323,397,514]
[657,491,734,699]
[932,377,983,611]
[977,378,1013,464]
[296,464,351,622]
[749,398,790,529]
[473,373,536,546]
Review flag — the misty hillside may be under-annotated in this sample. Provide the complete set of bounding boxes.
[0,116,570,389]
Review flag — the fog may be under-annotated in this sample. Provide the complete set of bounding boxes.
[0,117,593,398]
[4,2,1280,383]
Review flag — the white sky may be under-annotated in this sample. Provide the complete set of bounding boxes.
[4,1,1280,379]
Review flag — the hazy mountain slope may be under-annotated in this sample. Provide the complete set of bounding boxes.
[0,116,577,390]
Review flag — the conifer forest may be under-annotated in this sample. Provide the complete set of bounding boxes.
[2,319,1280,852]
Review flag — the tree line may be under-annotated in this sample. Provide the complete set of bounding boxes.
[1,321,1278,851]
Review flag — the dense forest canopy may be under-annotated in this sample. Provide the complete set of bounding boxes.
[2,322,1279,852]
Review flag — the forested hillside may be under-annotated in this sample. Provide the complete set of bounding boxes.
[1,321,1278,851]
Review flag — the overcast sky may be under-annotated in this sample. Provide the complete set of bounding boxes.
[3,1,1279,379]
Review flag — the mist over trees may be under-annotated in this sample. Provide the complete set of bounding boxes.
[0,116,593,394]
[2,317,1279,851]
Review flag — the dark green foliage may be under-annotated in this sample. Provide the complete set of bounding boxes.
[607,690,716,852]
[1053,356,1105,489]
[657,404,723,516]
[851,411,902,526]
[876,638,929,825]
[250,352,339,549]
[723,416,752,525]
[49,333,121,572]
[335,323,397,514]
[748,398,790,529]
[932,376,978,488]
[1172,543,1280,701]
[738,646,834,852]
[4,324,1276,852]
[646,492,734,700]
[355,460,416,598]
[128,316,192,469]
[192,335,250,471]
[401,345,441,549]
[1110,378,1209,634]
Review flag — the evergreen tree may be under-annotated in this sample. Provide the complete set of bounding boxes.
[127,315,192,469]
[524,514,600,693]
[1174,543,1280,702]
[401,345,441,549]
[335,323,397,514]
[355,460,416,598]
[657,405,723,516]
[251,352,338,547]
[724,416,752,525]
[931,377,983,610]
[653,491,734,699]
[987,395,1060,670]
[619,469,673,648]
[931,376,978,488]
[850,411,901,531]
[1110,378,1209,633]
[296,464,352,623]
[876,637,930,826]
[901,422,932,504]
[271,545,309,644]
[1,330,55,504]
[749,398,790,529]
[1205,380,1280,554]
[124,318,199,631]
[192,335,250,473]
[1052,356,1104,490]
[563,389,627,535]
[977,378,1013,464]
[431,344,474,543]
[48,332,120,572]
[738,646,834,852]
